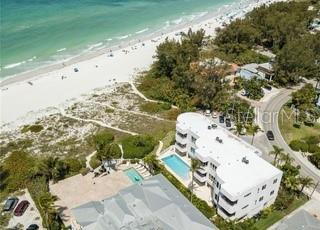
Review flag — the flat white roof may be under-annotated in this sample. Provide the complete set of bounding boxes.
[177,112,282,197]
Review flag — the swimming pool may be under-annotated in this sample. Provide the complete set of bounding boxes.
[162,154,190,180]
[124,168,144,184]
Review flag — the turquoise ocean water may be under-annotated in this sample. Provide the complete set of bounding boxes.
[0,0,236,79]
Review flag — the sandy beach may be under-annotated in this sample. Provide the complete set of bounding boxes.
[0,0,281,130]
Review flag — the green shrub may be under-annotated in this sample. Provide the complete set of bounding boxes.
[140,102,171,114]
[64,158,85,174]
[304,135,320,145]
[89,154,101,169]
[289,140,308,152]
[122,135,156,159]
[80,168,90,176]
[299,142,309,152]
[21,124,44,133]
[309,152,320,169]
[94,130,114,150]
[308,144,320,154]
[105,108,114,113]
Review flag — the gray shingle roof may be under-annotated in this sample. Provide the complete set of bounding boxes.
[276,209,320,230]
[72,174,217,230]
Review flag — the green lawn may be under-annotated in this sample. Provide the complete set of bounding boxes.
[253,196,308,229]
[278,106,320,144]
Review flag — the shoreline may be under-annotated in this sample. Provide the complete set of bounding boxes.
[1,0,252,87]
[0,0,281,129]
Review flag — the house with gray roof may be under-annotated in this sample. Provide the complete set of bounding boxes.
[237,62,274,81]
[274,209,320,230]
[71,174,217,230]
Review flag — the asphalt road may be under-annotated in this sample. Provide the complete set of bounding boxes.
[258,89,320,192]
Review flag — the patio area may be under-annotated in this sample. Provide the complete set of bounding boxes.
[160,147,214,207]
[50,169,132,227]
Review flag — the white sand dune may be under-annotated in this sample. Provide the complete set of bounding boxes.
[0,0,281,130]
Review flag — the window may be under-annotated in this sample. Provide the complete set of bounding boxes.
[216,181,220,188]
[191,136,197,143]
[214,194,218,201]
[262,184,266,190]
[244,192,251,197]
[257,188,260,193]
[273,179,278,184]
[209,174,215,182]
[264,202,267,206]
[242,204,249,209]
[190,147,195,153]
[270,190,274,196]
[259,196,264,202]
[210,163,217,171]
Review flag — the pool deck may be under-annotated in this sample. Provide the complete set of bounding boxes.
[159,147,213,207]
[50,168,132,227]
[160,148,192,187]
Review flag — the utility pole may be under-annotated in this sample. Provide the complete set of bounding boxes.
[310,181,319,199]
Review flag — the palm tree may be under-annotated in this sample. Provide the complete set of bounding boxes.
[143,153,159,175]
[251,124,261,145]
[38,192,58,227]
[269,145,284,165]
[279,153,293,165]
[284,176,299,192]
[298,176,314,194]
[190,159,200,203]
[235,122,243,136]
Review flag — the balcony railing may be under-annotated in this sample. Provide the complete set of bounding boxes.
[176,132,187,139]
[194,171,207,183]
[176,141,186,149]
[220,194,238,206]
[218,206,235,218]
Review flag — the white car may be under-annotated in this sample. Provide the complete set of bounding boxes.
[205,110,211,116]
[212,112,218,118]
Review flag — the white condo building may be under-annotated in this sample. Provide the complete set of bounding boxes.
[175,112,283,220]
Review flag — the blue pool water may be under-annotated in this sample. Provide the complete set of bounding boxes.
[162,154,190,180]
[124,168,144,184]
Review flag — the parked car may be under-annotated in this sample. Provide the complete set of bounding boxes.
[266,130,275,141]
[225,118,231,127]
[3,197,19,212]
[264,85,272,91]
[219,115,225,123]
[14,200,29,216]
[26,224,39,230]
[212,112,218,118]
[205,110,211,116]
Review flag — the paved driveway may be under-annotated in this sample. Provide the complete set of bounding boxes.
[7,190,43,229]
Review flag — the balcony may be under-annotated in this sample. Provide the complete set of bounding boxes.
[220,194,238,206]
[175,141,186,149]
[218,206,235,219]
[218,196,237,214]
[175,133,188,144]
[175,142,187,155]
[194,170,207,183]
[176,132,187,139]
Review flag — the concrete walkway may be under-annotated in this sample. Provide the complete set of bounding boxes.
[85,151,96,170]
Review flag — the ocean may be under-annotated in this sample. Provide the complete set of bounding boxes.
[0,0,236,79]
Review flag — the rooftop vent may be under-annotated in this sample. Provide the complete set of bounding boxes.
[216,136,223,143]
[242,157,249,164]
